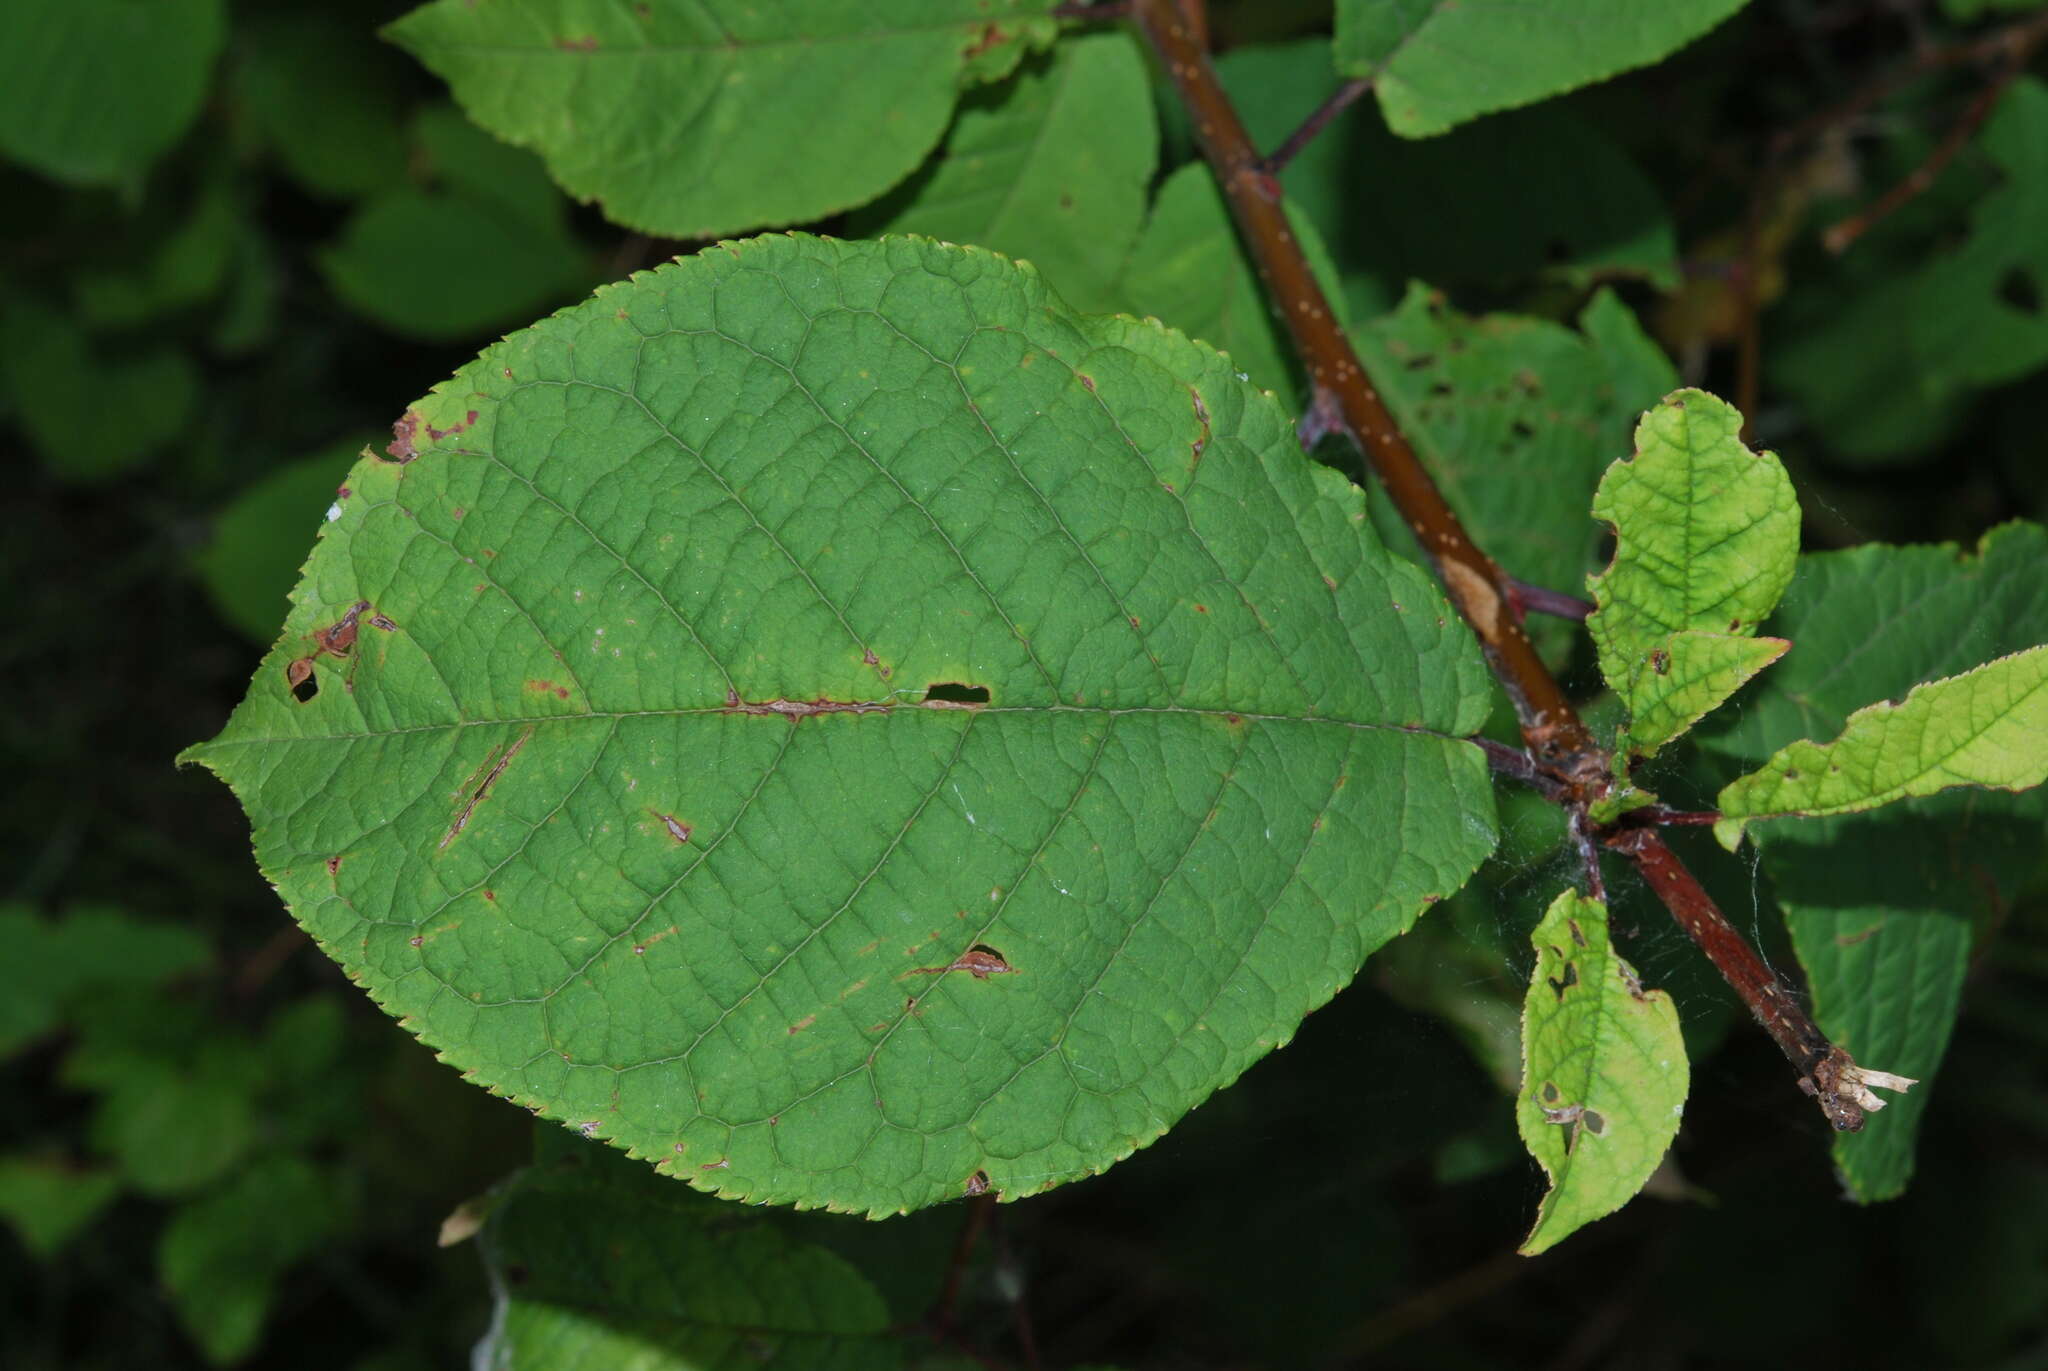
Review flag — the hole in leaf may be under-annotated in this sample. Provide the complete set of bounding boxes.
[286,658,319,703]
[924,682,990,704]
[1510,419,1535,440]
[1581,1109,1607,1136]
[1998,267,2040,316]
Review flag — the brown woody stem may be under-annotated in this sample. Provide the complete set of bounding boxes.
[1128,0,1870,1130]
[1130,0,1600,778]
[1613,831,1867,1130]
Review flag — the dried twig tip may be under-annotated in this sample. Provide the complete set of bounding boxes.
[1839,1064,1918,1113]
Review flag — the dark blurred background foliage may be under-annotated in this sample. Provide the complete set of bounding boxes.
[3,1,2046,1368]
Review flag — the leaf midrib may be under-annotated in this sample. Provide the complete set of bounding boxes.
[188,703,1469,751]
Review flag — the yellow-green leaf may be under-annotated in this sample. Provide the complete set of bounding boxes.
[1517,890,1686,1256]
[1716,645,2048,849]
[1587,389,1798,758]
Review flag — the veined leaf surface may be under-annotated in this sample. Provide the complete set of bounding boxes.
[183,235,1498,1214]
[1715,645,2048,849]
[1587,389,1798,758]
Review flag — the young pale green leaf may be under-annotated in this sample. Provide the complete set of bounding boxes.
[852,34,1156,316]
[476,1143,899,1370]
[1113,163,1346,399]
[1359,286,1678,660]
[1715,644,2048,850]
[1517,890,1686,1256]
[0,0,223,185]
[385,1,1059,239]
[183,234,1498,1215]
[1587,389,1798,758]
[1332,0,1751,138]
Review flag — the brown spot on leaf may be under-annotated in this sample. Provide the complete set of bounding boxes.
[440,727,534,852]
[525,679,571,700]
[788,1014,816,1036]
[386,412,421,462]
[961,22,1008,59]
[553,34,599,51]
[314,601,369,658]
[907,944,1017,981]
[285,656,318,702]
[654,812,691,844]
[368,614,398,633]
[723,694,894,719]
[325,855,342,877]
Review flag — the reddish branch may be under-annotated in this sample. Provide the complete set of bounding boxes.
[1131,0,1600,781]
[1614,830,1869,1129]
[1126,0,1889,1131]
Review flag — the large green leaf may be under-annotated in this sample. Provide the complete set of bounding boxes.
[1516,890,1686,1256]
[0,0,224,185]
[1333,0,1752,137]
[1358,286,1677,659]
[183,234,1498,1215]
[1715,645,2048,846]
[1587,389,1798,759]
[474,1140,899,1370]
[1697,523,2048,1199]
[386,1,1059,238]
[852,33,1156,315]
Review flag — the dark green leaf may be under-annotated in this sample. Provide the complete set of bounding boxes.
[0,0,224,185]
[476,1143,898,1370]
